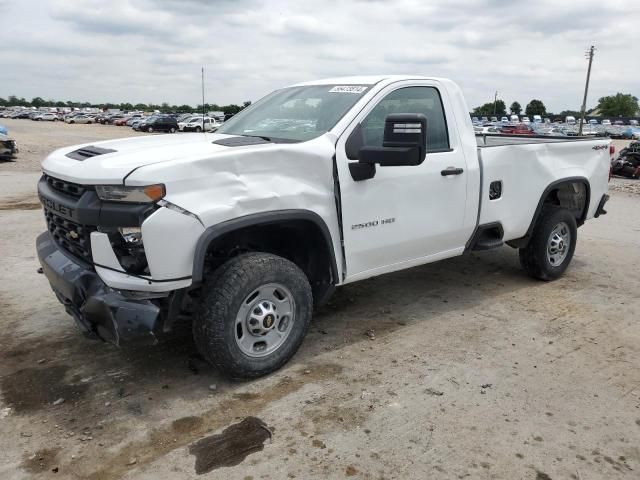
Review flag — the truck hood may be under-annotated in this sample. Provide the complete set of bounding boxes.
[41,133,275,184]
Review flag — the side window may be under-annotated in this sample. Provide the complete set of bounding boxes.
[361,86,450,152]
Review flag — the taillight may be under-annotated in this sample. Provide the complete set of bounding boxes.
[609,145,615,157]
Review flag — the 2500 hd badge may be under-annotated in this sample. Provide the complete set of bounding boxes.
[351,217,396,230]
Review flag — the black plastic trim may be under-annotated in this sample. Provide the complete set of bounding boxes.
[192,210,338,284]
[508,177,591,249]
[594,194,609,218]
[466,222,504,251]
[66,146,116,161]
[93,262,192,283]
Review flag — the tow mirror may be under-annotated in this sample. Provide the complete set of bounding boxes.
[348,113,427,181]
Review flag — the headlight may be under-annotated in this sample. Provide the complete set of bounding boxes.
[119,227,142,244]
[95,184,165,203]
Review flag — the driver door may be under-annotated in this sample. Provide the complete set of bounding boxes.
[335,81,473,281]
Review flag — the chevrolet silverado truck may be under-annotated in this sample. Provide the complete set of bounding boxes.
[36,76,611,378]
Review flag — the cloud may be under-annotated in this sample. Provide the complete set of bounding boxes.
[0,0,637,112]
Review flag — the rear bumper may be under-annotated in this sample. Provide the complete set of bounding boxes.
[36,232,162,346]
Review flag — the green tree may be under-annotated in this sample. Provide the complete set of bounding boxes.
[472,99,506,117]
[525,99,546,116]
[31,97,46,108]
[596,93,639,117]
[510,101,522,115]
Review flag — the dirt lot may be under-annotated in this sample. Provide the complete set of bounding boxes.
[1,120,639,480]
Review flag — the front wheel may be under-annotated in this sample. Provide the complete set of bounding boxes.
[169,126,176,133]
[195,126,202,133]
[147,126,154,133]
[193,252,312,379]
[519,207,577,281]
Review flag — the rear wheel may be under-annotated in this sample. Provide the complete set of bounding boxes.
[193,252,312,379]
[169,126,176,133]
[147,126,154,133]
[195,126,202,133]
[519,207,577,281]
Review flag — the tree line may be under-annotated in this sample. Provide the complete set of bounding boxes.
[0,95,252,115]
[472,93,638,118]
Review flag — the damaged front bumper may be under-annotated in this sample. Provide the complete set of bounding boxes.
[36,232,162,345]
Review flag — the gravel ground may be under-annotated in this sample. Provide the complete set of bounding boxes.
[1,122,639,480]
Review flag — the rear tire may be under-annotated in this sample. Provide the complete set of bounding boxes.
[169,126,176,133]
[147,126,154,133]
[195,126,202,133]
[519,207,577,281]
[193,252,312,379]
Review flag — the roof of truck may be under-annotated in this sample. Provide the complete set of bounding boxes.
[291,75,441,87]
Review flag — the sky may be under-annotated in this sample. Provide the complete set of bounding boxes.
[0,0,638,112]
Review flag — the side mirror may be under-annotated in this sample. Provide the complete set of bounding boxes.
[360,113,427,166]
[348,114,427,181]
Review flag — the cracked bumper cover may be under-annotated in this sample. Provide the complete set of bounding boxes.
[36,232,161,345]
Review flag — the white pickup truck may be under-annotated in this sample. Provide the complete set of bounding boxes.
[37,75,611,378]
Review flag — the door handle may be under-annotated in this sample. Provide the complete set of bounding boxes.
[441,167,464,176]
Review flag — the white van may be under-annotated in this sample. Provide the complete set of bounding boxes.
[565,116,576,125]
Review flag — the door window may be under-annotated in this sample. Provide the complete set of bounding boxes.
[361,87,450,152]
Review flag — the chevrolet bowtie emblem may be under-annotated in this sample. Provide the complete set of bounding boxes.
[67,230,79,240]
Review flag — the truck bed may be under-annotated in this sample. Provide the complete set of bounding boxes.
[475,134,610,243]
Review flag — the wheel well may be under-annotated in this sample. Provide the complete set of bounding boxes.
[507,178,590,249]
[196,217,337,306]
[541,180,589,225]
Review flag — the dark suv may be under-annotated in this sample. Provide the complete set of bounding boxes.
[144,116,178,133]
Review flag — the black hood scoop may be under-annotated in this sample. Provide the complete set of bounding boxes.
[212,136,271,147]
[66,146,117,161]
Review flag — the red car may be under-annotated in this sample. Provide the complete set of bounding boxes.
[499,124,535,135]
[113,117,130,126]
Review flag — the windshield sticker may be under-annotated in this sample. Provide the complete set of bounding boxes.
[329,86,367,94]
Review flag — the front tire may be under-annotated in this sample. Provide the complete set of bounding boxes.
[195,126,202,133]
[519,207,577,281]
[193,252,312,379]
[169,126,176,133]
[147,126,154,133]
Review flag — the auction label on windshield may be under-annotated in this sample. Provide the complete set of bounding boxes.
[329,86,367,94]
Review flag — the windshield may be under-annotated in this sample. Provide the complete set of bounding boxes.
[216,84,370,142]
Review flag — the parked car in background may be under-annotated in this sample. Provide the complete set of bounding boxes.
[589,119,598,125]
[65,115,94,124]
[182,117,220,132]
[500,116,508,123]
[601,119,611,126]
[490,116,497,122]
[178,116,202,131]
[0,133,17,160]
[481,116,489,123]
[614,120,625,126]
[500,123,534,135]
[509,114,519,123]
[0,124,7,135]
[533,115,542,123]
[521,116,531,124]
[565,116,576,125]
[142,115,178,133]
[629,120,639,126]
[39,113,60,122]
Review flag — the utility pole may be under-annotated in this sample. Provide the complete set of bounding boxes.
[201,66,206,133]
[493,91,498,116]
[578,45,595,136]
